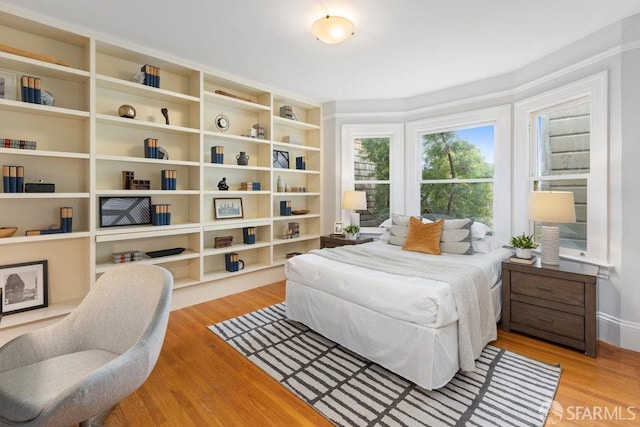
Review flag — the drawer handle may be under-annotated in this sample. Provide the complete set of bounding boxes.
[537,286,553,292]
[537,317,554,323]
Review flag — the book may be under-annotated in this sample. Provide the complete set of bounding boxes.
[211,146,224,164]
[16,165,24,193]
[242,227,256,244]
[26,228,63,236]
[2,165,9,193]
[280,200,292,216]
[509,256,537,265]
[225,252,240,272]
[21,76,29,102]
[27,76,35,103]
[34,77,41,104]
[60,206,73,232]
[296,156,306,170]
[8,165,16,193]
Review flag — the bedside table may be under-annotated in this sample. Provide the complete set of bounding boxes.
[320,235,374,249]
[502,258,598,357]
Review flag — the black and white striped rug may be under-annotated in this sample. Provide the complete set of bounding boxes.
[208,303,561,427]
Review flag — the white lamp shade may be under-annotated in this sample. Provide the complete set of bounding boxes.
[342,191,367,210]
[528,191,576,223]
[311,15,355,44]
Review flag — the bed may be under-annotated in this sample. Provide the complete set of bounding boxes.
[285,226,512,390]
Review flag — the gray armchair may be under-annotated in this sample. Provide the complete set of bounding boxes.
[0,264,173,427]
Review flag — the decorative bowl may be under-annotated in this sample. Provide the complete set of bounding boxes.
[291,209,310,215]
[0,227,18,238]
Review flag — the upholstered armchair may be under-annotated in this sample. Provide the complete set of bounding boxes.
[0,264,173,427]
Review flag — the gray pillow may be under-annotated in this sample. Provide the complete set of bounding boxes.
[440,219,474,255]
[388,213,423,246]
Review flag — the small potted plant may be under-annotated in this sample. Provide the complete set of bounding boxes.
[343,224,360,240]
[509,233,539,259]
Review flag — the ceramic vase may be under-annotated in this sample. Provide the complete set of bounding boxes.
[236,151,249,166]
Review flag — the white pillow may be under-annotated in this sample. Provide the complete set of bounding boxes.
[472,235,505,253]
[471,221,492,239]
[379,218,392,228]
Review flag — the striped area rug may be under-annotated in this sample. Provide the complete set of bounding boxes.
[209,303,561,427]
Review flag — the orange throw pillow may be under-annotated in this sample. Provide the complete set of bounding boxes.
[402,217,444,255]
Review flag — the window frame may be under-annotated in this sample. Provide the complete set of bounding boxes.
[405,105,512,243]
[513,71,608,264]
[340,123,404,233]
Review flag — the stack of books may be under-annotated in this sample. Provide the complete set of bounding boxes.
[288,221,300,237]
[225,252,241,272]
[112,250,143,264]
[26,206,73,235]
[214,236,233,248]
[2,165,24,193]
[140,64,160,88]
[240,182,261,191]
[252,123,265,139]
[151,204,171,225]
[211,146,224,164]
[279,105,294,119]
[280,200,292,216]
[161,170,177,190]
[20,75,42,104]
[295,156,307,170]
[144,138,159,158]
[2,139,36,149]
[509,256,537,265]
[242,227,256,244]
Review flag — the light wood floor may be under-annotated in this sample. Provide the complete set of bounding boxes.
[104,281,640,426]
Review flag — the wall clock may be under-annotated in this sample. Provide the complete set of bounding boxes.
[215,113,229,132]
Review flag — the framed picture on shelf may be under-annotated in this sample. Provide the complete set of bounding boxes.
[0,260,48,315]
[333,221,344,234]
[214,198,244,219]
[99,196,152,227]
[0,69,18,101]
[273,150,289,169]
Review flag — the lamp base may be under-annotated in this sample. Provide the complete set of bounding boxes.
[350,212,360,228]
[540,225,560,265]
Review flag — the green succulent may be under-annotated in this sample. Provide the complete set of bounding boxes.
[509,233,539,249]
[343,224,360,234]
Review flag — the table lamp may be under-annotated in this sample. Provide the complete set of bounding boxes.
[528,191,576,265]
[342,191,367,228]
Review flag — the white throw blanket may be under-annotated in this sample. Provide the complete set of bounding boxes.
[309,244,497,372]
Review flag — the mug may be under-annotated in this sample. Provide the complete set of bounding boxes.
[238,259,245,270]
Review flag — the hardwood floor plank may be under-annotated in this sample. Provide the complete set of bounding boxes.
[103,281,640,426]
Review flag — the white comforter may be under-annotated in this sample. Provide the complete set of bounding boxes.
[285,241,512,371]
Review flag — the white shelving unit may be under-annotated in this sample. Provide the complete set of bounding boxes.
[0,8,322,342]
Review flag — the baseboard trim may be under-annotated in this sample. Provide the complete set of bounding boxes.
[598,312,640,352]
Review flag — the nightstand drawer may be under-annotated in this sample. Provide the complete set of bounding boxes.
[511,301,584,340]
[511,271,584,306]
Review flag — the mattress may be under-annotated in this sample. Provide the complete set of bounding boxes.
[285,241,512,328]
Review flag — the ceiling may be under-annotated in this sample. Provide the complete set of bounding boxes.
[3,0,640,102]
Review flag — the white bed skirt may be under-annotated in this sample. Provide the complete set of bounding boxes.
[285,279,503,390]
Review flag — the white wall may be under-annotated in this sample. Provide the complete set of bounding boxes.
[323,14,640,352]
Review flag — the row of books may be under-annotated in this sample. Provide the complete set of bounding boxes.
[26,206,73,235]
[161,170,177,190]
[112,250,143,264]
[280,200,292,216]
[2,165,24,193]
[144,138,160,159]
[211,146,224,164]
[224,252,243,272]
[21,75,41,104]
[279,222,300,239]
[151,204,172,226]
[240,182,261,191]
[242,227,257,244]
[141,64,160,88]
[2,139,36,150]
[296,156,307,170]
[279,105,294,119]
[214,235,233,248]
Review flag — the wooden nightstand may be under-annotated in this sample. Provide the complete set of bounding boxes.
[320,235,374,249]
[502,258,598,357]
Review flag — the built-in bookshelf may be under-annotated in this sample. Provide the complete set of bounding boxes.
[0,8,322,342]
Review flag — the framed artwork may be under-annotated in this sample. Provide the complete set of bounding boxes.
[1,260,48,315]
[99,196,152,227]
[0,69,18,101]
[333,221,344,234]
[273,150,289,169]
[214,198,244,219]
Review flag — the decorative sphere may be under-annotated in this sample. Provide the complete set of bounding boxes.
[118,104,136,119]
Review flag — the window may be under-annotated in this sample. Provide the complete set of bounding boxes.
[341,124,403,231]
[420,125,495,227]
[514,72,608,263]
[406,106,511,241]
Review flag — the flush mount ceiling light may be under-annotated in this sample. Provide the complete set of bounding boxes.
[311,15,355,44]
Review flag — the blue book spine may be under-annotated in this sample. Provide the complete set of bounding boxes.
[144,138,151,158]
[280,200,292,216]
[34,78,41,104]
[172,170,177,190]
[8,166,17,193]
[155,66,160,88]
[16,166,24,193]
[3,165,10,193]
[21,76,29,102]
[161,170,168,190]
[28,77,35,103]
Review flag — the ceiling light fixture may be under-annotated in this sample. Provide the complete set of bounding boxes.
[311,15,355,44]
